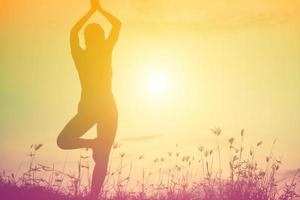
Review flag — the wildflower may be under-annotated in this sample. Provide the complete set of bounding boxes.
[120,152,125,158]
[241,129,244,137]
[198,146,204,152]
[176,152,180,157]
[168,152,172,157]
[67,174,76,179]
[250,148,254,156]
[113,142,122,149]
[138,155,144,160]
[182,156,189,162]
[38,164,51,171]
[259,171,266,177]
[28,152,36,158]
[160,157,165,162]
[154,158,159,163]
[276,160,282,164]
[211,127,222,136]
[205,150,209,157]
[30,167,41,172]
[266,157,270,163]
[34,144,43,151]
[232,155,238,162]
[257,141,263,147]
[228,138,234,145]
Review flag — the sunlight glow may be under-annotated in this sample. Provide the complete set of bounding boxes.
[147,72,170,95]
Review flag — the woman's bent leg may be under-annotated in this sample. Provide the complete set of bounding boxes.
[57,113,96,150]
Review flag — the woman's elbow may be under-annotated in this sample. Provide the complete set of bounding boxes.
[114,19,122,28]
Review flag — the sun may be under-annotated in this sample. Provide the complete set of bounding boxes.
[147,72,170,95]
[136,59,177,100]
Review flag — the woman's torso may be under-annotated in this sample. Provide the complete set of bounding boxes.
[73,48,115,112]
[75,49,113,97]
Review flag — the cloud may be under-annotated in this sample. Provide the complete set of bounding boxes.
[120,134,163,142]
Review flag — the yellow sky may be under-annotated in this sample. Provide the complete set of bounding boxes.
[0,0,300,172]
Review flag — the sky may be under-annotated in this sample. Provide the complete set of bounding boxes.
[0,0,300,174]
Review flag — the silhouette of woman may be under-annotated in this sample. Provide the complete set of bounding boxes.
[57,0,121,198]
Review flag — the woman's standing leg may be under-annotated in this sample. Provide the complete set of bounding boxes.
[90,106,118,199]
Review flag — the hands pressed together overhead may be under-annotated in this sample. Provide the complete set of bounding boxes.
[91,0,103,12]
[70,0,121,52]
[90,0,122,27]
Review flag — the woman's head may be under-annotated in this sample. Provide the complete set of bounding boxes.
[84,23,105,50]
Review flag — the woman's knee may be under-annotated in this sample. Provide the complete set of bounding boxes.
[57,134,69,150]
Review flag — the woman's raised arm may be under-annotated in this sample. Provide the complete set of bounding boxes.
[70,1,97,55]
[98,5,122,48]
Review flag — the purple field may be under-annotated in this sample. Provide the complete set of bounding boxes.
[1,129,299,200]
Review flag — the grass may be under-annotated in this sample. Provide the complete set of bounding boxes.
[0,129,299,200]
